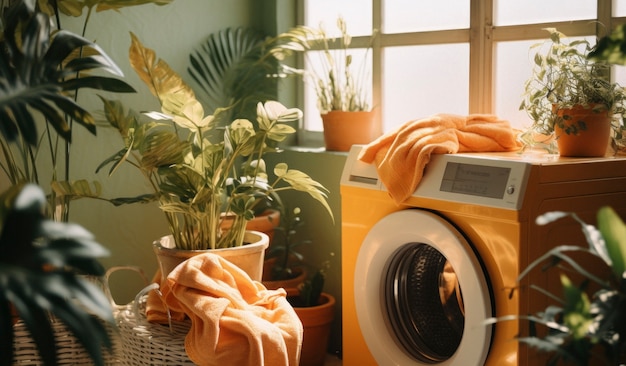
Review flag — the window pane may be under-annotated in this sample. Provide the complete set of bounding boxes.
[614,0,626,16]
[383,0,469,33]
[383,44,469,132]
[494,40,536,131]
[304,0,372,37]
[303,49,372,131]
[494,0,595,26]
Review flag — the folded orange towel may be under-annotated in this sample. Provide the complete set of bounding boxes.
[358,113,521,204]
[146,254,302,366]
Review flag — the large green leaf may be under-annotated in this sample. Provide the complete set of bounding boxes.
[188,27,279,125]
[0,184,113,366]
[0,0,135,146]
[597,206,626,278]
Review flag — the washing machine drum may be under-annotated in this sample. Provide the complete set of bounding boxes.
[354,210,493,365]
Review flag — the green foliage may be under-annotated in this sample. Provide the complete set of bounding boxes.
[0,184,113,366]
[0,0,141,221]
[275,17,376,113]
[589,23,626,65]
[297,255,332,307]
[188,27,279,127]
[512,207,626,365]
[97,35,333,250]
[519,28,626,153]
[266,206,309,281]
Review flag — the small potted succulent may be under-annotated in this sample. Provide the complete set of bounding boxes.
[97,34,334,280]
[519,28,626,156]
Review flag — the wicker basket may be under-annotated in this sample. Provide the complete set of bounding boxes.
[116,287,194,365]
[106,266,195,365]
[11,274,123,365]
[12,316,121,366]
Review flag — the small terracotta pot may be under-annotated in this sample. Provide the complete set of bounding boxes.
[262,259,307,290]
[287,289,336,366]
[555,105,611,157]
[152,231,269,282]
[321,110,378,152]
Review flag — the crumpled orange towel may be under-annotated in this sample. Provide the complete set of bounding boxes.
[358,113,521,204]
[145,253,302,366]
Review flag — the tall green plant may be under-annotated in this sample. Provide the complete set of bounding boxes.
[97,34,333,250]
[0,183,114,366]
[0,0,178,220]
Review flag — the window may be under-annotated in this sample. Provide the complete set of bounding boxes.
[298,0,626,142]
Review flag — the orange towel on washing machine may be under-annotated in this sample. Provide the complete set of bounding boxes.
[358,113,521,204]
[146,253,302,366]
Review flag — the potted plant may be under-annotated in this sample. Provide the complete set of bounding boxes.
[519,28,626,157]
[263,206,309,289]
[494,206,626,365]
[275,17,378,151]
[97,34,334,281]
[287,257,336,366]
[0,0,142,222]
[0,0,161,363]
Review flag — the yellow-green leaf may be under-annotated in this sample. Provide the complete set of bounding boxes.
[597,206,626,278]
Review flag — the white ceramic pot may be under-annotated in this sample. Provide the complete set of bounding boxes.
[152,231,269,282]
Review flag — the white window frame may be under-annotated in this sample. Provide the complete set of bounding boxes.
[294,0,626,147]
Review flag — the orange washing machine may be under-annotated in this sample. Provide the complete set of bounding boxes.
[340,145,626,365]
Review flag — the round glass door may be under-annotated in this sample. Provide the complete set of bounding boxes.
[354,209,492,365]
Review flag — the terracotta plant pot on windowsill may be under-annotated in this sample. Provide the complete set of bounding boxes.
[321,110,378,152]
[555,104,611,157]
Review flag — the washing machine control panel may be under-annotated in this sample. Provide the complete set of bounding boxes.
[342,146,532,210]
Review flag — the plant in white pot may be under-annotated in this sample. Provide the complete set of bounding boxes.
[519,28,626,157]
[97,34,334,280]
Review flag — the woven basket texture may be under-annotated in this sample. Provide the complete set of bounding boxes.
[116,295,194,365]
[12,316,121,365]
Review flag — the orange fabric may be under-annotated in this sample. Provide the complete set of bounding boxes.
[358,114,521,204]
[146,254,302,366]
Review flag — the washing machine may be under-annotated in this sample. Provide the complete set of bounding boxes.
[340,145,626,365]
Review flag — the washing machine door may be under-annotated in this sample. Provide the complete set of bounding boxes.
[355,209,493,365]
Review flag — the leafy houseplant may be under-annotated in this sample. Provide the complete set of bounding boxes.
[0,0,171,222]
[276,17,379,151]
[505,206,626,365]
[0,183,114,366]
[519,28,626,155]
[97,34,334,251]
[0,1,170,364]
[264,206,309,283]
[294,17,374,114]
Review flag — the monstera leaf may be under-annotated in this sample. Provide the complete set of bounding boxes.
[0,184,113,366]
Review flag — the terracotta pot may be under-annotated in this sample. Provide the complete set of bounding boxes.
[262,259,307,289]
[555,105,611,157]
[287,289,336,366]
[221,209,281,243]
[152,231,269,282]
[321,110,378,152]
